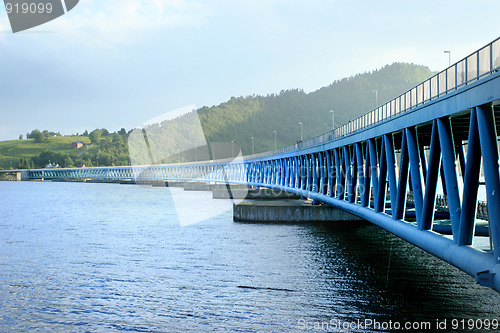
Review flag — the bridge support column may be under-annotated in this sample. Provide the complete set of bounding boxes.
[395,131,409,220]
[16,170,29,181]
[476,105,500,263]
[233,199,364,223]
[406,127,424,226]
[384,135,398,218]
[421,120,440,230]
[368,139,379,210]
[376,138,387,213]
[437,117,462,239]
[459,109,481,246]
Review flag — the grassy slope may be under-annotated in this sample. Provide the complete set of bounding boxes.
[0,136,97,169]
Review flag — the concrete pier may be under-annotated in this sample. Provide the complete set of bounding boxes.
[18,170,29,181]
[167,181,185,187]
[213,186,300,200]
[183,181,215,191]
[233,200,363,223]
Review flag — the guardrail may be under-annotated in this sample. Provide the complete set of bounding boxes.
[248,36,500,159]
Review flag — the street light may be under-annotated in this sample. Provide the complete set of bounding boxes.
[273,131,277,150]
[372,90,378,108]
[299,122,303,141]
[330,110,335,130]
[251,137,254,155]
[231,140,234,157]
[444,50,451,67]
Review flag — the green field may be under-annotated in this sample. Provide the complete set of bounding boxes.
[0,136,97,170]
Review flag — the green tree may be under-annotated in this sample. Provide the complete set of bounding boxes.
[17,158,30,169]
[89,129,102,144]
[112,133,123,145]
[31,150,69,168]
[30,129,44,143]
[64,156,74,168]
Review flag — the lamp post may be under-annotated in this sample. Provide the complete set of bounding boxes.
[273,131,277,150]
[444,50,451,66]
[251,137,254,155]
[330,110,335,130]
[231,140,234,157]
[299,122,303,141]
[372,90,378,108]
[211,144,215,161]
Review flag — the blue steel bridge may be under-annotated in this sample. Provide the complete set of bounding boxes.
[9,37,500,292]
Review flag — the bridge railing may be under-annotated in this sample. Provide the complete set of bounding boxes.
[248,37,500,160]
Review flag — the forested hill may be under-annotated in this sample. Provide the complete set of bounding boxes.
[197,62,433,155]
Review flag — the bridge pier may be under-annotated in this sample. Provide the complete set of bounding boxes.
[213,186,300,200]
[16,170,29,181]
[233,200,363,223]
[183,181,215,191]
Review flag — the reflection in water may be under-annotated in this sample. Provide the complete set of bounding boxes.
[0,181,498,332]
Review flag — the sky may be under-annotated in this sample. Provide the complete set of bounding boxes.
[0,0,499,141]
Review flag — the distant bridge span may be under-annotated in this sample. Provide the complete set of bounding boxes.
[6,37,500,292]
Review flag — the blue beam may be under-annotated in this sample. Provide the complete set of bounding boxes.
[384,134,398,218]
[406,127,424,226]
[293,157,297,187]
[459,108,481,246]
[362,143,371,207]
[476,104,500,262]
[349,145,358,203]
[420,147,427,182]
[355,143,365,205]
[437,117,462,240]
[395,131,409,220]
[334,148,341,199]
[376,138,387,213]
[326,151,333,197]
[368,139,380,210]
[421,120,441,230]
[344,146,353,203]
[457,144,466,181]
[299,156,306,190]
[311,154,317,192]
